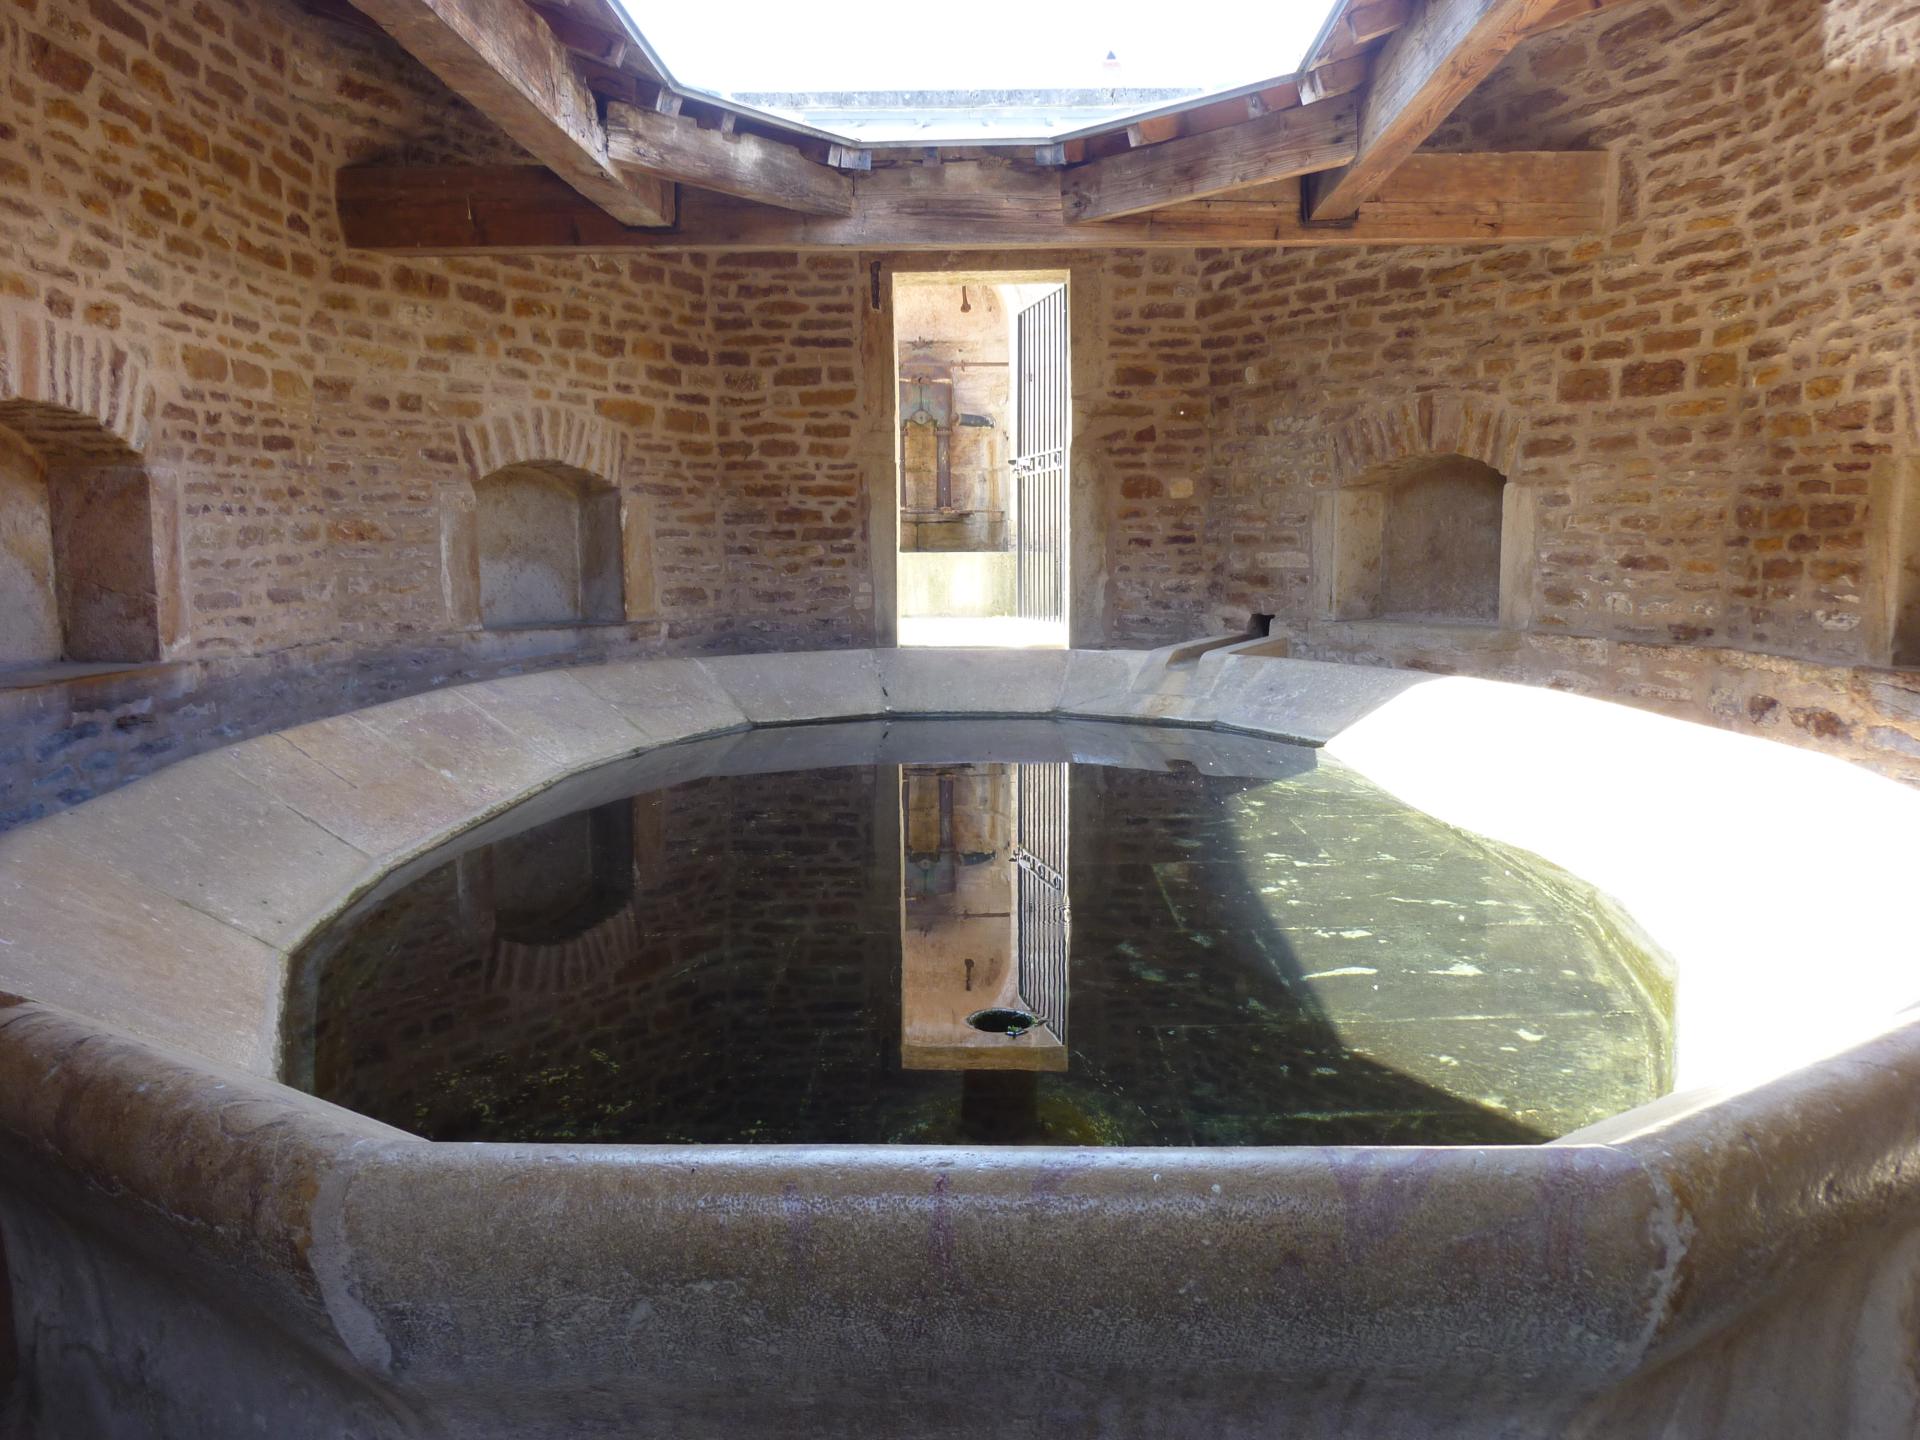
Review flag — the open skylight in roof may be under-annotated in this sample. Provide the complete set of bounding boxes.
[614,1,1346,145]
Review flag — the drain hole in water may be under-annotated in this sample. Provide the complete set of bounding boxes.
[967,1008,1040,1038]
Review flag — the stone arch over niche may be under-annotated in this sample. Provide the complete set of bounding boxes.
[1310,396,1536,629]
[446,407,653,630]
[0,319,177,669]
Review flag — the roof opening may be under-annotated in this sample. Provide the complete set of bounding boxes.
[613,0,1345,145]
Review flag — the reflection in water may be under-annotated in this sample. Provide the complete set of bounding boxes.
[901,762,1070,1140]
[900,762,1067,1074]
[289,722,1672,1147]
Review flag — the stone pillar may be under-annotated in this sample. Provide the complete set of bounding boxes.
[620,493,657,621]
[439,487,480,630]
[1310,487,1386,620]
[1500,482,1540,632]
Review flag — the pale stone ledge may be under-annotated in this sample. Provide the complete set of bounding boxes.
[0,646,1918,1438]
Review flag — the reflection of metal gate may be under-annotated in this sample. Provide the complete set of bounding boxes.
[1013,761,1069,1043]
[1012,285,1068,624]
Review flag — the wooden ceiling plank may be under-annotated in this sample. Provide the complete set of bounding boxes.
[1063,96,1359,224]
[605,101,854,216]
[345,0,673,226]
[337,151,1613,253]
[1305,0,1570,222]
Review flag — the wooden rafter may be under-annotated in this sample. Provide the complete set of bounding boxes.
[1305,0,1573,222]
[1063,97,1358,224]
[336,152,1614,253]
[1297,55,1372,107]
[345,0,673,226]
[1305,0,1414,69]
[605,102,854,215]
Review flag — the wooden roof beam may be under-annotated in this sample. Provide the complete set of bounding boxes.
[1297,54,1372,106]
[344,0,673,226]
[1064,96,1358,224]
[1306,0,1413,67]
[606,101,853,215]
[1305,0,1571,222]
[337,151,1614,253]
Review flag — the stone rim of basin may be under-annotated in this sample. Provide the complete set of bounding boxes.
[2,642,1918,1411]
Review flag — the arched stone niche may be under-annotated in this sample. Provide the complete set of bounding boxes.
[1310,398,1535,630]
[468,461,625,629]
[446,408,652,631]
[0,397,177,671]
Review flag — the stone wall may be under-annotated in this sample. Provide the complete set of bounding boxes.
[1202,0,1918,663]
[0,0,1915,828]
[1187,0,1920,779]
[707,252,871,650]
[0,0,725,822]
[1,0,722,652]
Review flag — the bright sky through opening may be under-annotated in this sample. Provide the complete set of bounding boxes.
[623,1,1342,98]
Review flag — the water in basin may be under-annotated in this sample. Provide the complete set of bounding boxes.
[285,720,1670,1146]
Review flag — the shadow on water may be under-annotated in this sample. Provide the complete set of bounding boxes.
[279,720,1673,1147]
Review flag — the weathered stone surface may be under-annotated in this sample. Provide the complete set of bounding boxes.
[27,752,375,947]
[454,669,648,770]
[1056,647,1151,711]
[0,837,283,1071]
[699,649,886,723]
[1210,654,1437,743]
[574,657,749,743]
[216,727,482,863]
[876,646,1067,714]
[350,690,563,810]
[0,648,1917,1436]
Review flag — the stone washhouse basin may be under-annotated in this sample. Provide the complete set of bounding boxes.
[2,641,1918,1439]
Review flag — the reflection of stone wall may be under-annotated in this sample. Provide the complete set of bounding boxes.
[304,769,897,1143]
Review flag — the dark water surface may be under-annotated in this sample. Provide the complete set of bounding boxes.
[287,721,1670,1146]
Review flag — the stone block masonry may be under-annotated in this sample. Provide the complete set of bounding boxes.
[1195,0,1920,781]
[0,0,1917,827]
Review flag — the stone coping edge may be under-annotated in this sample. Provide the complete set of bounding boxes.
[3,990,1919,1397]
[2,643,1919,1399]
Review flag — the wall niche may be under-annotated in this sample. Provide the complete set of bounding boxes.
[1313,452,1533,629]
[0,400,172,674]
[467,461,625,630]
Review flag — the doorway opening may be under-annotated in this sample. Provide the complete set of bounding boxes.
[894,272,1069,649]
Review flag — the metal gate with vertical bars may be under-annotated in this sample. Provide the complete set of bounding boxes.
[1012,285,1069,625]
[1013,760,1069,1044]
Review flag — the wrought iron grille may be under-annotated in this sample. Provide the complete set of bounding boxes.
[1013,284,1069,625]
[1013,760,1070,1044]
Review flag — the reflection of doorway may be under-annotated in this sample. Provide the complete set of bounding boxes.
[898,761,1070,1072]
[894,273,1069,649]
